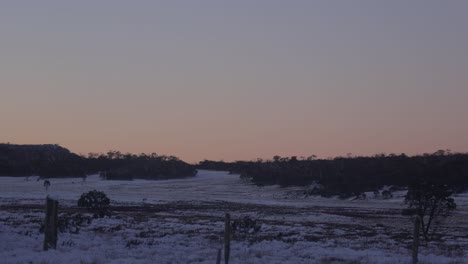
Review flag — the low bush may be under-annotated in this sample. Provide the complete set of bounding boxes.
[231,216,261,236]
[77,190,111,218]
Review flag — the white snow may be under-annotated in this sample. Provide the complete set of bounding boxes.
[0,170,467,263]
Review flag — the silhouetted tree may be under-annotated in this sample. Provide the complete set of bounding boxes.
[404,182,456,240]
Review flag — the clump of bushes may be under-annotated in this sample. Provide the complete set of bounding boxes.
[231,216,261,236]
[77,190,111,218]
[40,213,93,234]
[58,213,93,234]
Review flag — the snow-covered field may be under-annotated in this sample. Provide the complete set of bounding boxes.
[0,170,467,264]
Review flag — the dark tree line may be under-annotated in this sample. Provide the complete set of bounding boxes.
[86,151,196,180]
[0,144,196,179]
[198,151,468,198]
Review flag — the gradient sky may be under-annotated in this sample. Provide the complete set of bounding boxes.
[1,1,468,162]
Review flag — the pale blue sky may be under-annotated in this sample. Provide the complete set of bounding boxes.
[1,1,467,161]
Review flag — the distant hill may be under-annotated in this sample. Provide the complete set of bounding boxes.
[0,144,197,180]
[0,143,85,177]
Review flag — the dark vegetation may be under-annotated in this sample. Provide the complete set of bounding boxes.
[199,150,468,198]
[87,151,196,180]
[2,143,467,199]
[404,182,456,241]
[231,216,262,236]
[0,143,196,180]
[77,190,111,218]
[0,144,85,177]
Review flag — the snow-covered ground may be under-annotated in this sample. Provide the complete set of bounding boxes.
[0,170,467,263]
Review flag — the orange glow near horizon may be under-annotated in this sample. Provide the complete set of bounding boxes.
[1,1,468,163]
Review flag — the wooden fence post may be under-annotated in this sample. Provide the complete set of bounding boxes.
[216,248,222,264]
[224,213,231,264]
[412,216,420,264]
[43,196,58,251]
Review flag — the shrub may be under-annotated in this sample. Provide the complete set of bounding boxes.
[231,216,261,236]
[77,190,111,218]
[382,190,393,199]
[58,213,93,234]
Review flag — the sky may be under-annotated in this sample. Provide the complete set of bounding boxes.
[1,1,468,162]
